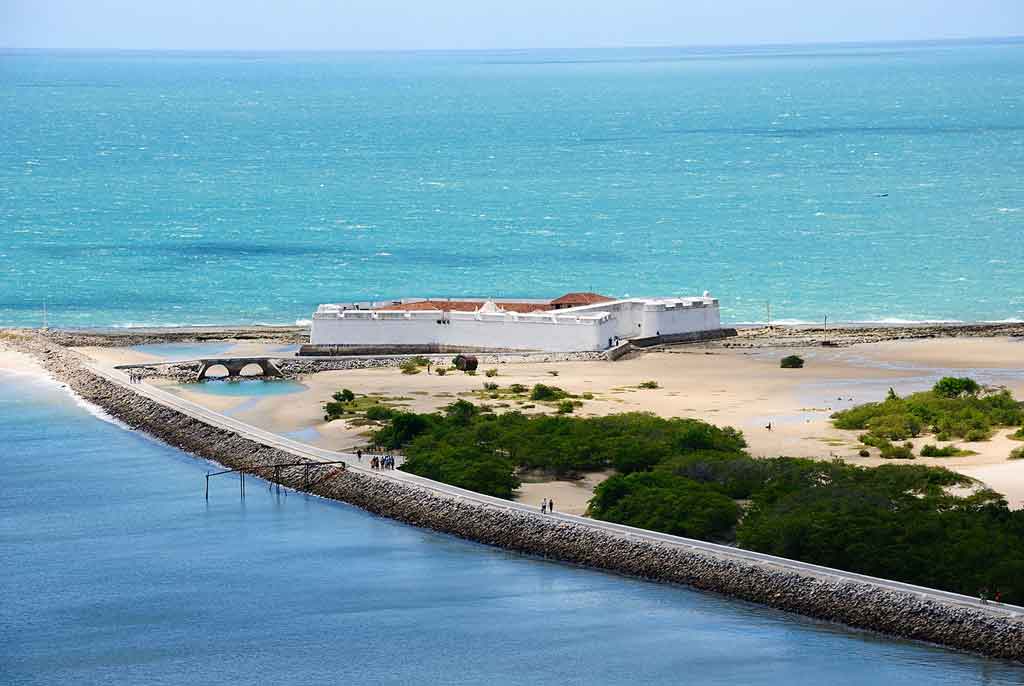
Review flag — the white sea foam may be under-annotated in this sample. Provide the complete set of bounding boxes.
[294,318,312,326]
[861,318,964,325]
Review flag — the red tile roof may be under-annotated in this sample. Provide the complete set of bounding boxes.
[549,292,614,307]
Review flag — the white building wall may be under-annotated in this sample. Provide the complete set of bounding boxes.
[309,296,721,352]
[311,310,617,352]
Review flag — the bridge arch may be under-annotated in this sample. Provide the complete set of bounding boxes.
[196,358,284,381]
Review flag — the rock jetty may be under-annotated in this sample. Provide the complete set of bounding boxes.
[5,330,1024,662]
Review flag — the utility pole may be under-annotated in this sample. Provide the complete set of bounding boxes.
[824,314,828,343]
[766,301,772,329]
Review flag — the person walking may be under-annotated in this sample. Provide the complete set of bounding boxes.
[541,498,547,514]
[548,498,555,513]
[357,449,363,462]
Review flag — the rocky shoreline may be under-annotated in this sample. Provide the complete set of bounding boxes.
[725,322,1024,348]
[4,330,1024,662]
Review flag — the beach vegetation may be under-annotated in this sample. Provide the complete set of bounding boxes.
[547,370,559,377]
[400,359,421,375]
[933,376,981,398]
[332,389,356,403]
[435,368,447,376]
[529,383,569,401]
[483,381,499,391]
[1010,447,1024,460]
[374,401,1024,601]
[556,400,578,414]
[589,472,740,541]
[832,378,1023,443]
[780,355,805,369]
[484,368,499,378]
[917,444,970,458]
[1010,427,1024,441]
[858,449,870,457]
[638,380,660,389]
[364,405,396,422]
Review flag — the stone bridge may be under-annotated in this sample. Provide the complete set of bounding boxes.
[196,358,284,380]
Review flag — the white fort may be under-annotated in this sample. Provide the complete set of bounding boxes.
[308,292,722,353]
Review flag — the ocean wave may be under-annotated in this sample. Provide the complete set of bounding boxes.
[67,389,131,429]
[864,318,964,325]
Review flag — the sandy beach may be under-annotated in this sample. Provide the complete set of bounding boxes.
[11,333,1024,512]
[72,337,1024,509]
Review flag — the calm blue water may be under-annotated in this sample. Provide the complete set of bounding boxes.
[3,375,1024,684]
[2,41,1023,327]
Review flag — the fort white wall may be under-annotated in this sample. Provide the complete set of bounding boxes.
[309,296,720,352]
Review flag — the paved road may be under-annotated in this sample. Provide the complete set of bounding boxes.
[89,359,1024,619]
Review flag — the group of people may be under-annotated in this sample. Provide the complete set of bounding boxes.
[370,454,397,470]
[126,370,146,384]
[540,497,556,514]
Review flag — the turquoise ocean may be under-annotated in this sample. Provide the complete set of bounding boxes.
[4,374,1024,684]
[2,40,1023,327]
[5,42,1024,683]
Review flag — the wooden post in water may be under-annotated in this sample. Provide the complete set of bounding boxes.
[205,473,210,500]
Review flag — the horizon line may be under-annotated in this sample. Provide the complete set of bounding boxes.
[2,34,1023,55]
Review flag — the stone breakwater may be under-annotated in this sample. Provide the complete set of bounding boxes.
[6,333,1024,662]
[129,351,610,382]
[727,322,1024,348]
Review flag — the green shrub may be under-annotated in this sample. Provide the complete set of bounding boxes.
[865,413,922,441]
[832,380,1022,442]
[589,472,741,541]
[858,449,870,457]
[332,389,356,403]
[483,382,499,391]
[408,356,431,367]
[509,383,527,394]
[530,383,568,401]
[638,380,660,389]
[484,368,498,378]
[556,400,576,414]
[435,368,447,376]
[920,444,960,457]
[323,401,349,420]
[364,405,396,422]
[465,370,477,376]
[1011,447,1024,460]
[880,442,915,459]
[582,392,594,400]
[1011,427,1024,441]
[400,360,421,375]
[780,355,805,369]
[934,377,981,398]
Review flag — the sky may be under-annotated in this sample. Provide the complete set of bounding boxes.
[3,0,1024,51]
